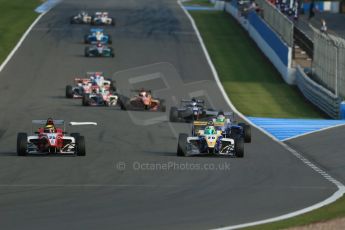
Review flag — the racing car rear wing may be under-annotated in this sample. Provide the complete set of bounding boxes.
[130,89,152,93]
[94,12,108,15]
[181,99,204,104]
[74,78,91,83]
[193,121,225,127]
[193,121,208,127]
[32,120,64,125]
[86,72,104,77]
[90,28,104,33]
[205,111,234,117]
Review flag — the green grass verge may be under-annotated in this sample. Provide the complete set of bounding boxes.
[183,0,214,7]
[0,0,40,64]
[190,11,325,118]
[243,195,345,229]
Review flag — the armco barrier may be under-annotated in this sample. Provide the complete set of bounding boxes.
[296,66,342,119]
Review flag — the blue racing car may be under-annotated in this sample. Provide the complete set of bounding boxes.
[84,28,112,44]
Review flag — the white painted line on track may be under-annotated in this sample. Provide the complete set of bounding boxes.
[0,0,61,73]
[0,11,48,73]
[177,1,345,229]
[282,123,345,142]
[128,73,162,84]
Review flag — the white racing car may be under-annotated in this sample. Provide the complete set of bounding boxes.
[82,89,119,106]
[92,12,115,26]
[70,11,92,24]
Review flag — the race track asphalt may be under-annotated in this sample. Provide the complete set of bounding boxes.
[0,0,338,229]
[286,125,345,185]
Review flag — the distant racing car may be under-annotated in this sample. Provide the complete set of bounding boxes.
[91,12,115,26]
[118,89,166,112]
[65,72,116,98]
[70,11,92,24]
[84,43,114,57]
[16,119,96,156]
[169,98,213,122]
[82,89,118,107]
[206,111,251,143]
[84,28,112,44]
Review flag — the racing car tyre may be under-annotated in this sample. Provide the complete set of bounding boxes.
[17,133,28,156]
[177,133,188,157]
[235,137,244,158]
[110,48,115,58]
[118,96,128,110]
[76,136,86,156]
[84,35,89,44]
[82,94,90,106]
[65,85,74,98]
[239,123,251,143]
[70,133,80,139]
[84,47,90,57]
[169,107,179,122]
[108,35,113,44]
[108,79,116,92]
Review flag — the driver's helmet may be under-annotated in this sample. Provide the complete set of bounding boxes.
[191,98,198,107]
[95,73,102,80]
[44,124,55,133]
[96,43,103,48]
[204,125,216,135]
[216,111,225,122]
[139,89,147,97]
[46,118,54,126]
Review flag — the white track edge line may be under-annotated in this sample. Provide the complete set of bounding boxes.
[177,1,345,229]
[0,11,48,73]
[214,186,345,230]
[282,123,345,142]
